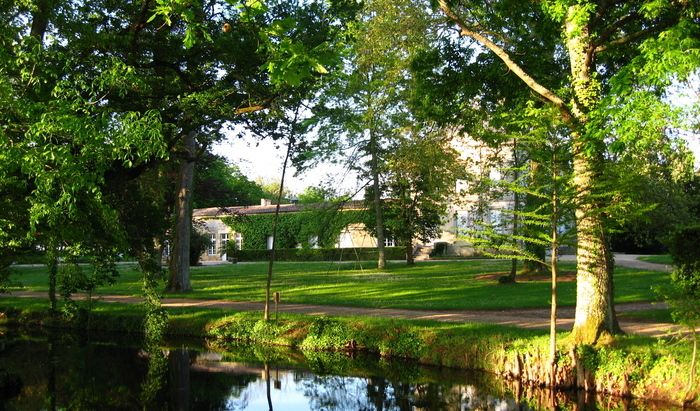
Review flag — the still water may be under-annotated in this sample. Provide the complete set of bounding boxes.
[0,329,681,410]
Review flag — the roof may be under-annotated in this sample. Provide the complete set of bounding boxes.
[192,200,366,219]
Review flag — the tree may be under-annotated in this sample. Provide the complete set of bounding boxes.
[142,0,356,292]
[0,0,169,308]
[435,0,699,343]
[297,186,337,204]
[193,154,266,208]
[383,129,465,264]
[312,0,435,269]
[256,178,294,204]
[661,224,700,404]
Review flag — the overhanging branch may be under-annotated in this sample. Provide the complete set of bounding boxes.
[436,0,575,124]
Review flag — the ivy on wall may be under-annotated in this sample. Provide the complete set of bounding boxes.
[222,208,366,250]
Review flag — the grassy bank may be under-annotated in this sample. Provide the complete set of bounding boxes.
[6,260,670,310]
[638,254,673,265]
[0,295,696,407]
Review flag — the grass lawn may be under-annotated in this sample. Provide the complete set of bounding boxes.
[638,254,673,265]
[6,259,671,311]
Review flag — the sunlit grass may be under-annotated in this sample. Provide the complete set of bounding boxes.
[6,259,671,311]
[638,254,673,265]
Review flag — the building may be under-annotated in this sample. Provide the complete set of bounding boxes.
[192,199,377,263]
[192,135,516,262]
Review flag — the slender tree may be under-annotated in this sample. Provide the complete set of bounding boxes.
[312,0,436,268]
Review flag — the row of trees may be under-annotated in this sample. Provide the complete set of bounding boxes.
[1,0,698,346]
[0,0,359,301]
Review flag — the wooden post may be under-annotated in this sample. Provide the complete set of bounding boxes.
[273,292,280,320]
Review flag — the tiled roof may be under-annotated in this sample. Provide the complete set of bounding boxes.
[192,200,366,218]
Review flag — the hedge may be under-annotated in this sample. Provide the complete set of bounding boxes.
[226,247,407,262]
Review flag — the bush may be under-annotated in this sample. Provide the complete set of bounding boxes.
[664,225,700,325]
[226,246,406,262]
[189,229,210,266]
[667,224,700,269]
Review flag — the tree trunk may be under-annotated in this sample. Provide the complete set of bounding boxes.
[46,241,58,314]
[264,138,292,321]
[167,130,196,292]
[549,148,559,387]
[370,131,386,269]
[565,6,620,343]
[570,148,619,342]
[30,0,52,42]
[405,239,414,265]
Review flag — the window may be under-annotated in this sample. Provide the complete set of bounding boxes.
[219,233,228,254]
[208,234,216,256]
[384,237,396,247]
[162,240,171,257]
[234,233,242,250]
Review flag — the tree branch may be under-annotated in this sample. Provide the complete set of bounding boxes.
[436,0,574,124]
[594,16,678,53]
[593,11,639,48]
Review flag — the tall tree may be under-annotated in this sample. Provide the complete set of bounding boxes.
[383,129,465,264]
[140,0,355,291]
[313,0,435,269]
[435,0,699,343]
[193,154,267,208]
[0,0,169,307]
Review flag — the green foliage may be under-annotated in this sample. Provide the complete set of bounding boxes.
[300,317,351,350]
[228,247,406,262]
[189,225,211,266]
[223,208,365,250]
[661,225,700,328]
[193,154,266,208]
[382,131,466,256]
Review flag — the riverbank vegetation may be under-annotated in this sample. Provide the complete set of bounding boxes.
[0,293,696,406]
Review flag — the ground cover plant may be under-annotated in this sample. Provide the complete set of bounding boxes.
[6,260,670,311]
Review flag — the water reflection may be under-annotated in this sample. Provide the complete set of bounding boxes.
[0,330,685,411]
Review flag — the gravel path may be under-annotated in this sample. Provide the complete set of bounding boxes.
[3,291,679,338]
[3,254,679,338]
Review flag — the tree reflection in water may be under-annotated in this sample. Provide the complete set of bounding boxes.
[1,331,685,410]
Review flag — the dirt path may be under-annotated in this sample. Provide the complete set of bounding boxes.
[3,290,680,338]
[559,253,672,272]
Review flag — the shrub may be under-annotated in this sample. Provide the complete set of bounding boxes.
[227,246,405,262]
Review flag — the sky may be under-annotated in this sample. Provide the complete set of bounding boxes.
[214,78,700,193]
[213,127,700,197]
[212,133,363,196]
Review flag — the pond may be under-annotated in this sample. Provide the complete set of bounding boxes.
[0,328,683,410]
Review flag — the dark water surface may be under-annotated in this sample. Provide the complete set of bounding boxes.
[0,329,683,410]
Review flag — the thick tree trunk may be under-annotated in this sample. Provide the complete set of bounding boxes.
[30,0,52,42]
[569,148,619,342]
[167,131,196,292]
[565,6,620,343]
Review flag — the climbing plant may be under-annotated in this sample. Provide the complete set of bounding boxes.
[223,208,365,250]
